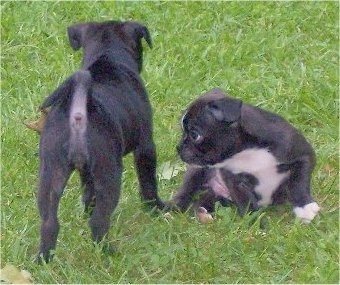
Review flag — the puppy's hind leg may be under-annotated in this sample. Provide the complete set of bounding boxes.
[133,142,164,210]
[89,158,122,251]
[37,158,71,263]
[287,157,320,223]
[80,166,96,215]
[219,169,259,217]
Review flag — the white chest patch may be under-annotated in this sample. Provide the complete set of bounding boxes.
[213,148,290,206]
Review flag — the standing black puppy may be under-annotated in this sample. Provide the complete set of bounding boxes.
[37,21,164,262]
[171,88,320,223]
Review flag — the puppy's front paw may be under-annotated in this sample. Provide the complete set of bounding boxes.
[196,207,214,224]
[163,200,184,212]
[293,202,320,223]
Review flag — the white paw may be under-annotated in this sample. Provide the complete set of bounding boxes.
[196,207,214,224]
[293,202,320,223]
[163,212,174,220]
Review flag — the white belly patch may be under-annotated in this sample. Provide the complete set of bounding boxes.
[212,148,290,206]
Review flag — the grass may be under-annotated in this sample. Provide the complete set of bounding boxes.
[1,1,339,284]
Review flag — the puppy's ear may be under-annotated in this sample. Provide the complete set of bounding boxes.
[67,23,88,50]
[206,97,242,123]
[136,25,152,48]
[123,22,152,48]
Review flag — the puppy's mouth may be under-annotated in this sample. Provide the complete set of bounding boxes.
[178,150,202,167]
[178,143,223,168]
[178,150,211,169]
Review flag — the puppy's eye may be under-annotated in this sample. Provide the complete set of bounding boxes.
[189,130,203,143]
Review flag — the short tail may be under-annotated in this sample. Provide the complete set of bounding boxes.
[68,70,92,169]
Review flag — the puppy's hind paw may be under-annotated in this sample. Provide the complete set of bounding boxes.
[196,207,214,224]
[35,250,54,264]
[163,212,174,221]
[293,202,320,224]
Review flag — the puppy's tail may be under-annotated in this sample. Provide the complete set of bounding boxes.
[68,70,92,169]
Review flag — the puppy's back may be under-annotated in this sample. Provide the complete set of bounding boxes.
[241,103,315,163]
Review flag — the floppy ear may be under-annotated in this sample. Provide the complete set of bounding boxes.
[136,24,152,48]
[206,97,242,123]
[123,22,153,48]
[67,23,88,50]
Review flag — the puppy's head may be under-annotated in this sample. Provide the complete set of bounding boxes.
[178,88,243,166]
[67,20,152,71]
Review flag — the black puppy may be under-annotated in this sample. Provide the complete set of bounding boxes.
[37,21,164,262]
[171,88,320,223]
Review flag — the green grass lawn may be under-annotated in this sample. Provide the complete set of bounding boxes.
[1,1,339,283]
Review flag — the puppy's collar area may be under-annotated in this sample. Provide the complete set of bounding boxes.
[186,148,274,170]
[84,47,138,72]
[209,147,272,169]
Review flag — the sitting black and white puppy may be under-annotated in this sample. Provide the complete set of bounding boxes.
[171,88,320,224]
[36,21,164,262]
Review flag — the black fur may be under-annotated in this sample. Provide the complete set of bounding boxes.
[37,21,163,262]
[171,88,319,222]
